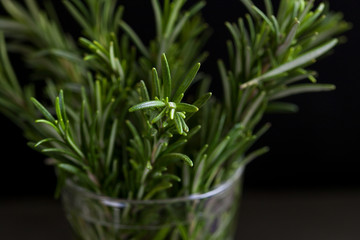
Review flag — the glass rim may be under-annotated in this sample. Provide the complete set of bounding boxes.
[64,166,244,207]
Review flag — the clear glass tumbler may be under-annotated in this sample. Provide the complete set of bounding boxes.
[61,167,244,240]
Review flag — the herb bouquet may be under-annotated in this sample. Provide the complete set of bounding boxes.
[0,0,349,239]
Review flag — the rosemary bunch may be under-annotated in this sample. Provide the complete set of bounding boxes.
[0,0,349,202]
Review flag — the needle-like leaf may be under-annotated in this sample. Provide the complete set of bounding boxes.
[31,98,56,123]
[241,39,338,89]
[173,62,201,102]
[129,100,166,112]
[161,54,172,98]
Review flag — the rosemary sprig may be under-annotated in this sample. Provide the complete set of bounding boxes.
[0,0,350,201]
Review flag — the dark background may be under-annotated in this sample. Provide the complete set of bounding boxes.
[0,0,359,198]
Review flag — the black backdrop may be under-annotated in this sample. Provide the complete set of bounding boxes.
[1,0,359,197]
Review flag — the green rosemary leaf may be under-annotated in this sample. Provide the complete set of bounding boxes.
[282,72,316,85]
[2,1,31,23]
[55,96,66,130]
[264,0,274,17]
[270,15,281,43]
[173,93,184,104]
[194,144,209,165]
[269,83,335,100]
[242,91,266,126]
[151,0,162,38]
[63,0,92,35]
[161,54,172,98]
[241,146,270,166]
[34,138,63,148]
[254,123,272,140]
[83,54,96,61]
[177,112,185,119]
[93,41,109,57]
[66,0,89,19]
[152,68,161,98]
[192,153,207,193]
[174,113,183,135]
[105,119,118,171]
[114,57,124,81]
[298,3,325,33]
[139,80,150,102]
[266,102,299,113]
[31,98,56,123]
[164,0,184,38]
[245,14,255,43]
[225,22,242,75]
[0,33,21,94]
[167,12,189,47]
[129,100,166,112]
[65,133,85,160]
[0,19,27,32]
[156,173,181,182]
[58,163,83,175]
[207,136,231,165]
[126,120,144,151]
[162,139,187,154]
[35,49,84,64]
[152,141,168,163]
[174,63,201,99]
[80,101,89,152]
[42,148,81,163]
[95,80,102,115]
[153,227,171,240]
[179,116,189,133]
[119,20,150,59]
[241,39,338,88]
[185,125,201,140]
[277,18,300,56]
[252,5,275,32]
[238,17,250,47]
[245,45,252,78]
[176,103,198,113]
[168,1,205,45]
[151,108,166,124]
[173,63,201,102]
[160,153,193,167]
[58,163,97,190]
[59,90,67,120]
[100,98,115,145]
[187,1,206,17]
[204,136,233,188]
[177,224,188,240]
[218,60,231,110]
[240,0,257,18]
[109,41,116,71]
[144,182,173,200]
[209,113,226,151]
[299,0,315,22]
[193,92,212,109]
[78,37,93,49]
[35,119,59,132]
[129,159,139,170]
